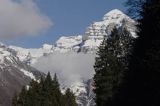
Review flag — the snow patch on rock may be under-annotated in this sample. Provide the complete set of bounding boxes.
[20,68,36,80]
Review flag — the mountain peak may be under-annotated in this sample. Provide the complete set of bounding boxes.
[105,9,124,15]
[103,9,126,21]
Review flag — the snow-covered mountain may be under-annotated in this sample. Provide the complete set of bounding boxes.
[7,9,136,106]
[0,43,43,106]
[9,9,136,62]
[82,9,136,53]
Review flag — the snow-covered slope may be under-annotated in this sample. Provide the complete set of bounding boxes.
[7,9,136,106]
[0,44,43,106]
[71,80,95,106]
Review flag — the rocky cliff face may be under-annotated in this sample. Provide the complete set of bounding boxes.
[0,44,43,106]
[7,9,136,106]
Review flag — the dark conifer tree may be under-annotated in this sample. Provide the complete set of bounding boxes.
[115,0,160,106]
[43,72,57,106]
[63,88,77,106]
[51,73,62,106]
[125,0,146,19]
[93,27,133,106]
[12,72,77,106]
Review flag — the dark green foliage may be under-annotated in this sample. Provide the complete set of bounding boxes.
[93,26,133,106]
[63,88,77,106]
[12,72,77,106]
[125,0,146,19]
[114,0,160,106]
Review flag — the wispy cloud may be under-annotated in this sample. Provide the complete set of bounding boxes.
[33,52,96,87]
[0,0,52,39]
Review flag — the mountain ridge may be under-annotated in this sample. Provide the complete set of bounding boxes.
[8,9,136,63]
[0,43,44,106]
[1,9,136,106]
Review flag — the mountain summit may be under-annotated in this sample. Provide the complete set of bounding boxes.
[103,9,129,20]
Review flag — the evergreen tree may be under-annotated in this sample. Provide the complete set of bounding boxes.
[93,27,133,106]
[43,72,57,106]
[28,80,41,106]
[115,0,160,106]
[51,73,62,106]
[63,88,77,106]
[125,0,146,19]
[12,72,77,106]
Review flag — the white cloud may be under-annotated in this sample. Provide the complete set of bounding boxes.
[0,0,52,39]
[33,52,96,87]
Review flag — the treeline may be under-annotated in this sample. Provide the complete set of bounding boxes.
[94,0,160,106]
[12,72,77,106]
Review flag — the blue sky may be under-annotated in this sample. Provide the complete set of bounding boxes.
[1,0,127,48]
